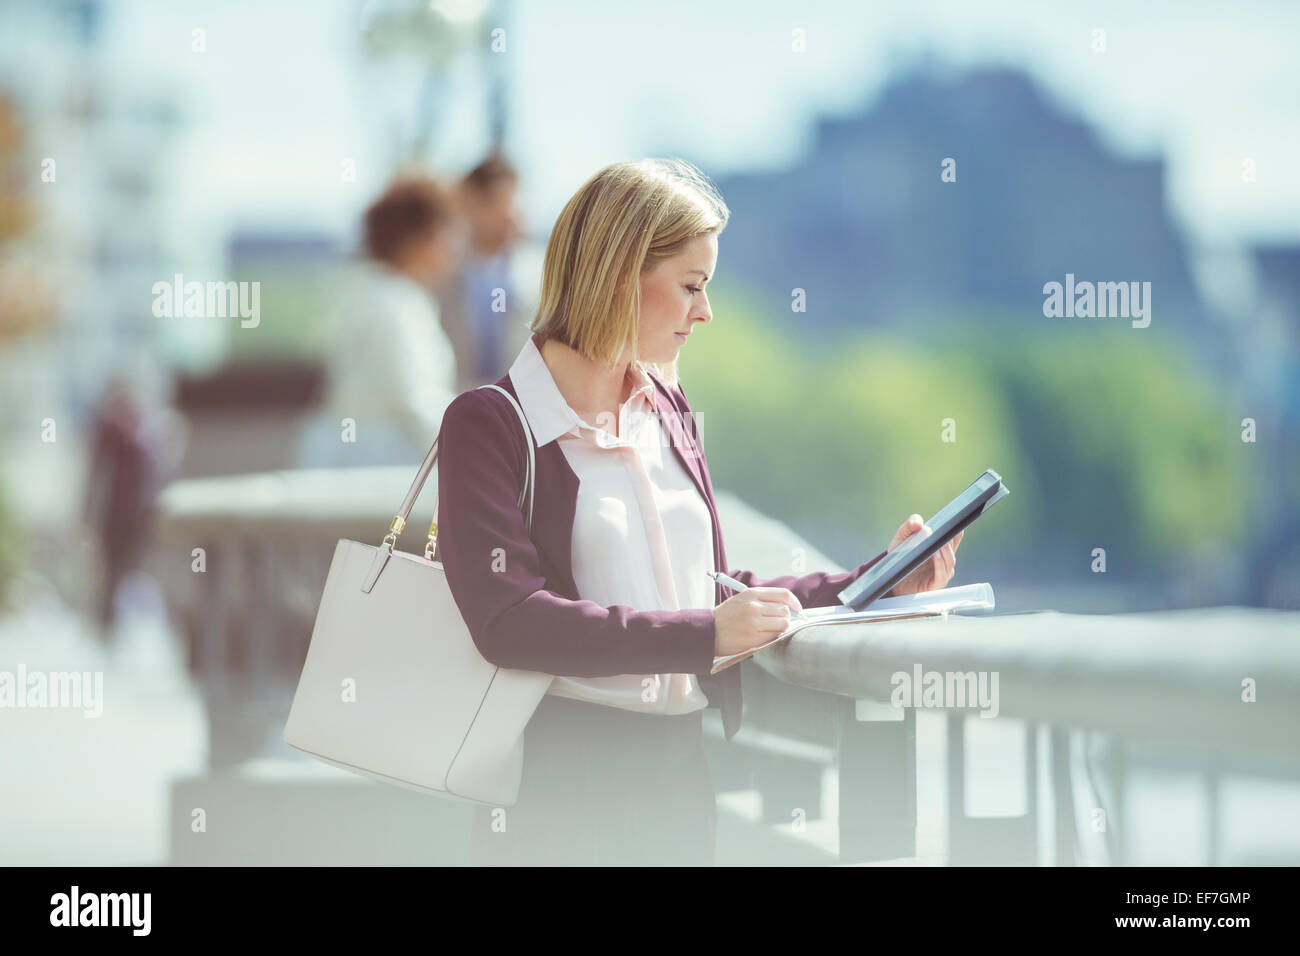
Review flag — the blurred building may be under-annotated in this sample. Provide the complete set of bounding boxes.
[713,67,1232,373]
[0,0,205,537]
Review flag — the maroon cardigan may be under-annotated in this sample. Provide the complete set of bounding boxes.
[435,353,887,740]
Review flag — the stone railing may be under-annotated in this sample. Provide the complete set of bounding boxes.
[154,465,1300,864]
[757,608,1300,864]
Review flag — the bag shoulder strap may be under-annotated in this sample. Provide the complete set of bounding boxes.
[379,382,537,556]
[435,384,537,531]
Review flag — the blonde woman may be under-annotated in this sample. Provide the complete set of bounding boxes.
[435,158,962,866]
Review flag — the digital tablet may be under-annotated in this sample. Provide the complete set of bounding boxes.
[836,468,1009,611]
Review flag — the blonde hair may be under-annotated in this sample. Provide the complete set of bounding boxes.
[530,158,729,387]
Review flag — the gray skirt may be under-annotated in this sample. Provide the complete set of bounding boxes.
[469,693,716,866]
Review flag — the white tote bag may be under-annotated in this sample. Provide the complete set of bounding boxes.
[283,384,554,806]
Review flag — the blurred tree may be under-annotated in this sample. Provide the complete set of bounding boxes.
[0,93,50,341]
[681,286,1025,567]
[982,330,1250,569]
[681,287,1248,585]
[0,92,55,608]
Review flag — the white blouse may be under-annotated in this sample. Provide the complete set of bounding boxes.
[297,259,459,468]
[507,335,713,714]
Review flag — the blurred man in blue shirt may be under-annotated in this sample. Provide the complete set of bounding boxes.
[437,152,526,392]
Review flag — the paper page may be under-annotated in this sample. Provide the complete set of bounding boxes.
[709,582,995,674]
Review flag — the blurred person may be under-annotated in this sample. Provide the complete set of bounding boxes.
[435,158,964,866]
[297,175,463,468]
[435,151,528,392]
[81,373,165,641]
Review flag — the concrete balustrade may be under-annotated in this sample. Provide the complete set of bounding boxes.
[154,465,1300,864]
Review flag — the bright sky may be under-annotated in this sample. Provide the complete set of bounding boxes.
[55,0,1300,247]
[507,0,1300,244]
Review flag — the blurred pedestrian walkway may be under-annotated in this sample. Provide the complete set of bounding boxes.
[0,570,205,865]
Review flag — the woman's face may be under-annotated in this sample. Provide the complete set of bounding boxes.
[634,231,717,364]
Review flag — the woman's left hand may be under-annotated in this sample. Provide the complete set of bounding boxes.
[885,514,964,596]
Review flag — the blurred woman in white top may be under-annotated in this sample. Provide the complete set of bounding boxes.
[298,176,463,468]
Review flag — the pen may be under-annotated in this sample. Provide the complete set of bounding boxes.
[705,569,749,592]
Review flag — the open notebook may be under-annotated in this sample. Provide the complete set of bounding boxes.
[709,582,995,674]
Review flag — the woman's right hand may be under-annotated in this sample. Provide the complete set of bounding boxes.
[712,587,803,657]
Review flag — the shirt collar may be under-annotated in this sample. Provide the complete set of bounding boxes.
[508,334,658,447]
